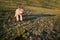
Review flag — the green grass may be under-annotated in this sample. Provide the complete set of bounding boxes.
[0,10,58,40]
[0,0,60,10]
[0,0,60,40]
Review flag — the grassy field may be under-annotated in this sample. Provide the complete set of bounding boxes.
[0,0,60,40]
[0,6,60,40]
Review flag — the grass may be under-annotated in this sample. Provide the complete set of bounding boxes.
[0,0,60,40]
[0,9,59,40]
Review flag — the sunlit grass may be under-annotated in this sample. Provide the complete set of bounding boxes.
[0,0,60,40]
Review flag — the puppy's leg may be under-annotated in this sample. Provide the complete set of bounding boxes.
[16,15,19,21]
[20,15,23,21]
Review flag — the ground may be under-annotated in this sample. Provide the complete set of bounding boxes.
[0,6,60,40]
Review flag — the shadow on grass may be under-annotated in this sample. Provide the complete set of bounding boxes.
[0,10,56,22]
[23,14,56,21]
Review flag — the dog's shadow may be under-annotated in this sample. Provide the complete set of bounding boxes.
[23,13,56,21]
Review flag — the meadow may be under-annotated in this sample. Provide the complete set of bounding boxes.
[0,0,60,40]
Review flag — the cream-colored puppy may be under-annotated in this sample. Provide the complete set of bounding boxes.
[15,7,24,21]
